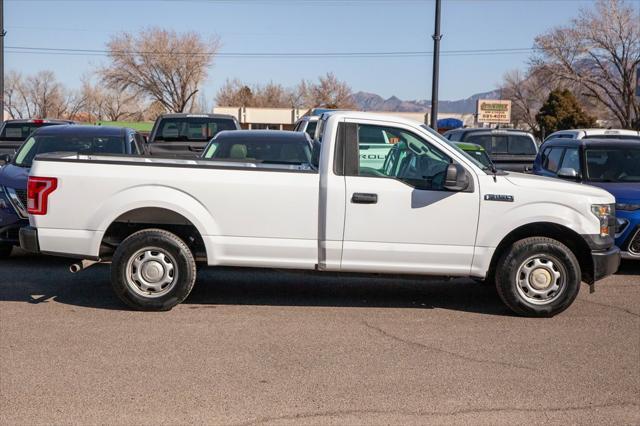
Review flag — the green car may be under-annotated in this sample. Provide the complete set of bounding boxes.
[454,142,494,169]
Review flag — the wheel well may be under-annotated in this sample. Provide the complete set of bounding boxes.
[100,208,207,261]
[487,222,594,284]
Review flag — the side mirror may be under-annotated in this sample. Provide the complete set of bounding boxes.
[0,154,11,164]
[444,163,470,191]
[557,167,581,180]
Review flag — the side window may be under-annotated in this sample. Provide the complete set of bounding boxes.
[544,148,564,173]
[560,148,580,172]
[492,135,509,154]
[465,135,492,153]
[508,135,536,155]
[356,124,451,191]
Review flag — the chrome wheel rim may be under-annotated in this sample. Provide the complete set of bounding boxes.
[125,247,178,298]
[516,255,565,305]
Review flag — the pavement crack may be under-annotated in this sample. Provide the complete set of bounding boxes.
[577,297,640,317]
[363,321,536,372]
[233,401,639,426]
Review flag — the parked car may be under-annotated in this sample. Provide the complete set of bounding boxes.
[0,119,74,163]
[19,111,620,316]
[293,116,320,139]
[147,113,240,158]
[202,130,313,168]
[443,128,539,172]
[453,142,494,169]
[533,138,640,259]
[0,125,145,257]
[544,128,640,142]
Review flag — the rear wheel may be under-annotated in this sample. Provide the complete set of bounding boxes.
[0,244,13,258]
[495,237,581,317]
[111,229,196,311]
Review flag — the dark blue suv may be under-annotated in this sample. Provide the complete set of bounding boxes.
[532,138,640,260]
[0,125,146,257]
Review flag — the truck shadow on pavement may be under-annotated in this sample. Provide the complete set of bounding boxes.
[2,253,638,315]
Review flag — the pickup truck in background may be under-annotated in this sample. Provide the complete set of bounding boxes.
[20,111,620,317]
[0,119,74,164]
[443,128,539,172]
[146,113,241,158]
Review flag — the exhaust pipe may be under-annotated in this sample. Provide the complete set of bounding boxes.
[69,260,99,273]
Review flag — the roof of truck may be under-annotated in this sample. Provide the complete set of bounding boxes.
[320,110,425,127]
[157,113,236,120]
[34,125,129,137]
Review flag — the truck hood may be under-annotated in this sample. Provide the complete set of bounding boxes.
[0,163,29,189]
[588,182,640,203]
[505,172,613,201]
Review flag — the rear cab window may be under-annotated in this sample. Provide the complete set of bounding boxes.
[152,116,238,142]
[0,122,63,142]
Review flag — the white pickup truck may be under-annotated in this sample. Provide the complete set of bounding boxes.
[19,112,620,316]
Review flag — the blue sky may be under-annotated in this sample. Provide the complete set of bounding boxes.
[4,0,620,102]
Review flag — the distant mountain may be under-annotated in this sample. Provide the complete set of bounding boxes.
[353,89,502,114]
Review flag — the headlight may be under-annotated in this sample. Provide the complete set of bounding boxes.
[616,203,640,211]
[591,203,615,237]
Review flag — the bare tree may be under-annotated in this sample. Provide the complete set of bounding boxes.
[101,28,219,113]
[501,68,558,132]
[216,74,356,110]
[306,73,356,109]
[533,0,640,128]
[3,71,27,119]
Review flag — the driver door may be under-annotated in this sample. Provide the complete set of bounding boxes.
[341,120,480,275]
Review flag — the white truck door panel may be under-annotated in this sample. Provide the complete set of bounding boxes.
[339,119,480,275]
[343,177,478,274]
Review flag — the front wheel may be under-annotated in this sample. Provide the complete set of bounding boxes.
[0,243,13,258]
[111,229,197,311]
[495,237,581,317]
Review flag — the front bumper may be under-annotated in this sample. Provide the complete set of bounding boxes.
[592,246,621,281]
[19,226,40,254]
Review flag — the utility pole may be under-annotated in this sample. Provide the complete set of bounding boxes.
[429,0,442,131]
[1,0,4,121]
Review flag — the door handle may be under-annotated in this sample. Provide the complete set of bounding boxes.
[352,193,378,204]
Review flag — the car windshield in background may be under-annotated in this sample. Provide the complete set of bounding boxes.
[203,139,311,165]
[421,125,488,170]
[465,149,493,168]
[13,135,125,168]
[585,148,640,182]
[0,123,59,142]
[155,118,237,142]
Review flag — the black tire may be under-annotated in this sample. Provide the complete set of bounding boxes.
[111,229,197,311]
[495,237,581,317]
[0,244,12,258]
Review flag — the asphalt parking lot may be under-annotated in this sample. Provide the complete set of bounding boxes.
[1,252,639,425]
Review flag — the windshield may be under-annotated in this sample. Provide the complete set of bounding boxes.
[13,134,125,168]
[421,124,488,170]
[203,138,311,165]
[0,122,62,142]
[585,147,640,182]
[154,118,237,142]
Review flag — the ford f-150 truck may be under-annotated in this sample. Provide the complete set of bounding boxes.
[19,112,620,316]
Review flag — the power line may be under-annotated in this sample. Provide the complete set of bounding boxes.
[5,45,536,58]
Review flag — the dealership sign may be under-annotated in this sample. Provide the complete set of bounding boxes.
[477,99,512,124]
